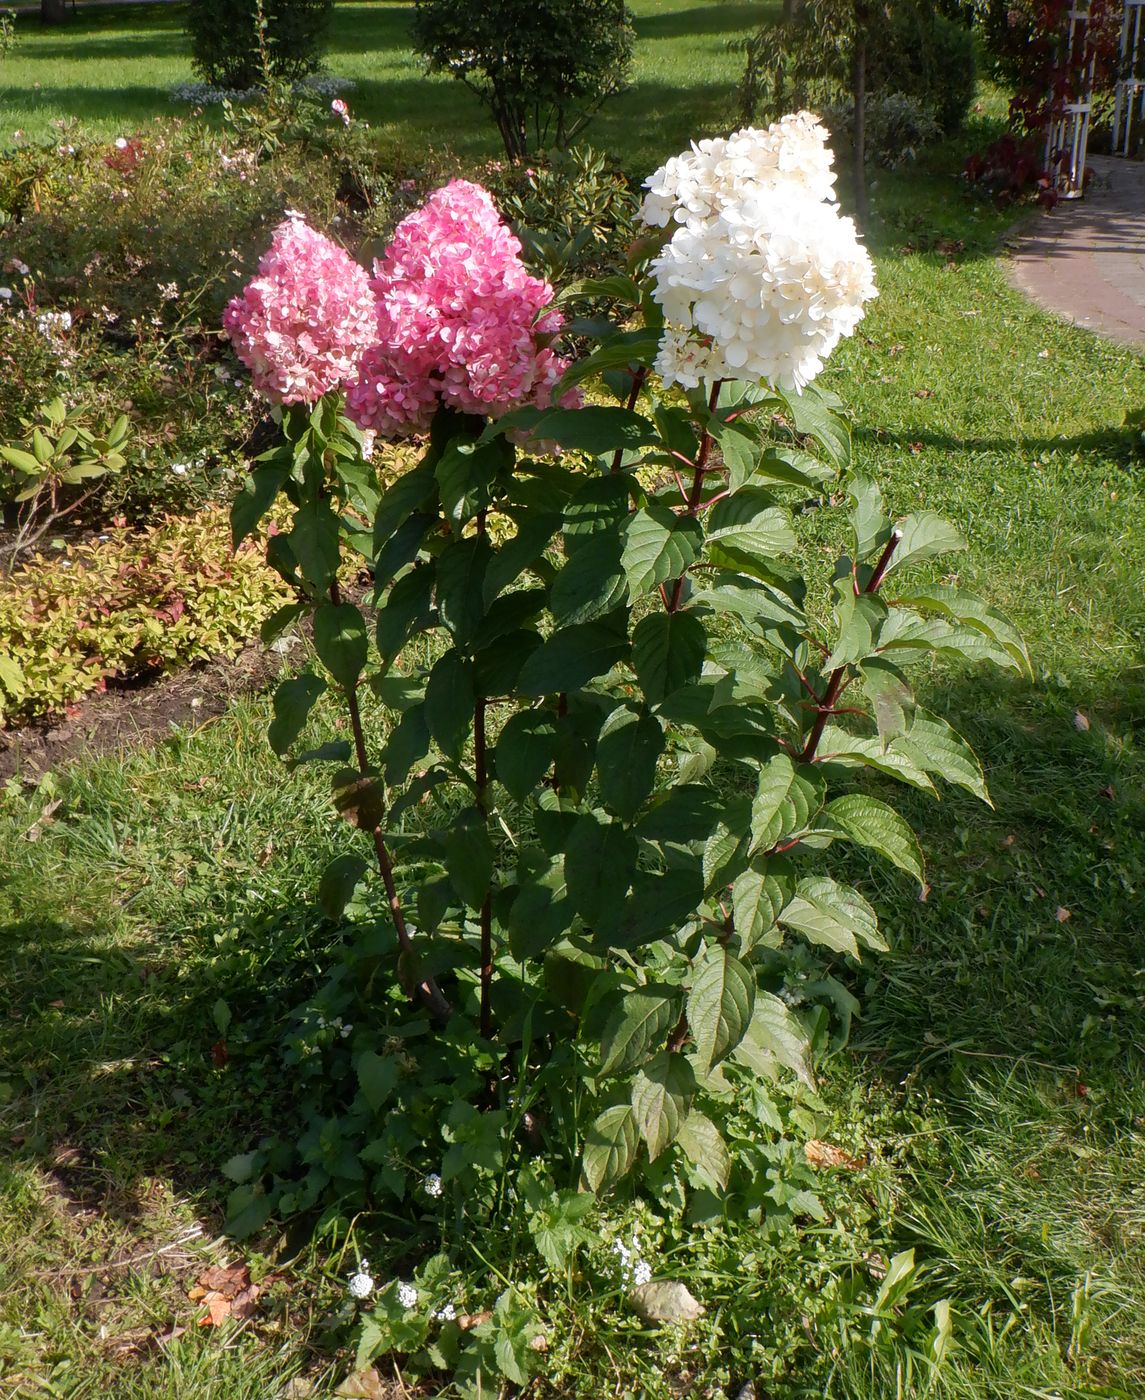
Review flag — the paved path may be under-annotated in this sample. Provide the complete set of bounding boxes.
[1008,155,1145,349]
[1007,153,1142,347]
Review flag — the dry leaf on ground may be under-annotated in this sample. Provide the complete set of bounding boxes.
[804,1139,864,1170]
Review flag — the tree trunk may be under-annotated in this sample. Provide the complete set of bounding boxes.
[851,22,868,227]
[40,0,68,24]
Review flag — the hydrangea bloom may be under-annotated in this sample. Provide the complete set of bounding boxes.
[223,217,378,405]
[641,113,876,393]
[346,180,575,437]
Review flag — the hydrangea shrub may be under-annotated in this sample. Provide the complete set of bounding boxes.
[223,115,1028,1233]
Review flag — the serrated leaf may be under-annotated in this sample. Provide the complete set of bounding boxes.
[518,621,629,695]
[424,650,474,759]
[562,473,633,552]
[596,708,664,820]
[737,993,814,1087]
[793,876,886,951]
[676,1110,730,1189]
[848,477,890,561]
[632,609,706,703]
[483,511,561,604]
[436,534,492,646]
[621,504,703,597]
[687,945,755,1071]
[375,565,434,662]
[318,853,369,920]
[712,419,761,491]
[598,986,680,1075]
[550,530,628,625]
[564,813,637,929]
[313,602,368,690]
[507,863,572,959]
[289,498,341,592]
[824,592,887,669]
[356,1051,399,1112]
[435,435,509,528]
[500,405,660,456]
[815,724,936,793]
[749,754,821,854]
[631,1052,694,1160]
[885,512,967,574]
[581,1104,638,1190]
[731,864,789,952]
[443,810,493,910]
[890,585,1031,676]
[821,794,924,882]
[776,381,851,469]
[495,710,557,800]
[890,706,990,803]
[860,657,914,742]
[707,489,796,558]
[267,673,326,756]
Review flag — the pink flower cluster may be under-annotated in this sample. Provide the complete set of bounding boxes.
[223,218,377,405]
[345,180,574,437]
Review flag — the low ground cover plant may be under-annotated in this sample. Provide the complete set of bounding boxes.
[0,506,289,725]
[215,113,1028,1391]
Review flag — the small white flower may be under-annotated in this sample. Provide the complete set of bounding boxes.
[115,136,128,150]
[14,260,29,276]
[434,1303,456,1322]
[170,462,188,476]
[423,1173,443,1198]
[0,288,11,300]
[632,1260,652,1286]
[348,1257,374,1299]
[397,1281,418,1309]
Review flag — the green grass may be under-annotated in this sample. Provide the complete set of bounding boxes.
[3,6,1145,1398]
[0,0,765,169]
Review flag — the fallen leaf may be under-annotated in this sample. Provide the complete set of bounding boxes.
[1055,906,1072,923]
[629,1280,705,1323]
[913,388,934,399]
[1002,834,1016,848]
[530,1332,549,1352]
[909,442,923,455]
[917,881,931,903]
[457,1310,493,1331]
[211,1039,229,1068]
[334,1369,388,1399]
[804,1139,863,1170]
[887,343,904,356]
[1073,710,1090,732]
[1099,784,1116,801]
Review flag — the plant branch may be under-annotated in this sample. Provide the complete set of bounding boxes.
[474,509,494,1039]
[610,366,648,474]
[330,579,451,1025]
[799,528,901,764]
[666,379,723,612]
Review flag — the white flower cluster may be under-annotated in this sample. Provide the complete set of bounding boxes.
[423,1172,443,1198]
[397,1281,418,1309]
[640,112,877,393]
[348,1257,374,1300]
[434,1302,457,1322]
[612,1234,652,1288]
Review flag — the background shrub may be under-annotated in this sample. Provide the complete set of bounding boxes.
[186,0,334,91]
[412,0,636,161]
[0,508,290,725]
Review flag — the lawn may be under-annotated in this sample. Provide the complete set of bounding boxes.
[2,5,1145,1399]
[0,0,767,169]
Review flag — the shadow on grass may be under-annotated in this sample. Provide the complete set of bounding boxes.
[854,416,1145,465]
[633,1,769,41]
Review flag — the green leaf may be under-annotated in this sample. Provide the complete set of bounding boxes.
[318,853,369,920]
[749,754,822,854]
[564,812,637,929]
[313,602,368,690]
[632,609,707,703]
[581,1104,638,1191]
[621,504,703,598]
[735,993,815,1087]
[731,864,789,952]
[384,704,431,785]
[549,530,628,626]
[707,489,796,558]
[267,673,326,756]
[552,325,661,393]
[372,459,437,556]
[712,419,761,492]
[356,1051,399,1112]
[635,783,723,843]
[848,477,890,561]
[260,601,306,647]
[507,863,573,959]
[890,706,990,803]
[889,584,1031,675]
[691,575,804,631]
[815,725,936,793]
[435,435,510,528]
[824,592,887,669]
[630,1052,694,1160]
[821,794,924,882]
[687,945,755,1072]
[375,566,434,662]
[495,710,557,800]
[788,876,886,952]
[598,986,680,1075]
[610,868,705,949]
[562,474,632,553]
[755,446,835,491]
[860,657,914,742]
[596,708,663,820]
[518,621,629,695]
[289,498,341,592]
[776,381,851,469]
[231,460,288,547]
[436,534,492,646]
[483,511,561,604]
[424,650,474,760]
[443,809,493,909]
[500,405,659,456]
[676,1110,730,1190]
[0,446,43,475]
[885,512,967,574]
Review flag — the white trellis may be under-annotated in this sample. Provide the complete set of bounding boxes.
[1111,0,1145,155]
[1045,2,1096,199]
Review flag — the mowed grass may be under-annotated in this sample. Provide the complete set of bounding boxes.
[3,10,1145,1399]
[0,0,765,168]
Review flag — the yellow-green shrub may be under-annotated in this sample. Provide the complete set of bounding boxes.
[0,506,291,726]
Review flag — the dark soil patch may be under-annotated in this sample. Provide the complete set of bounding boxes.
[0,637,296,784]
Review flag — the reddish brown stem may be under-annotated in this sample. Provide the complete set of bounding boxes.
[473,511,494,1039]
[666,1008,690,1053]
[666,380,723,613]
[330,580,451,1024]
[799,528,901,764]
[610,366,648,474]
